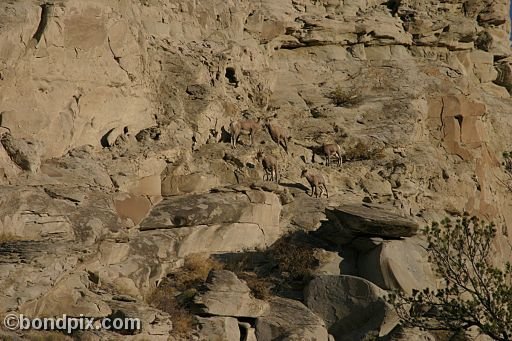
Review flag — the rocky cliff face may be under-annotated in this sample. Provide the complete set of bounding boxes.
[0,0,511,340]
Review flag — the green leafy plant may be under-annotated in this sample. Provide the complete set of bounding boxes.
[388,216,512,340]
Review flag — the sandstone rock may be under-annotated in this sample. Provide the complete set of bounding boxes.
[312,249,342,276]
[304,275,399,340]
[197,316,240,341]
[193,270,269,318]
[494,57,512,93]
[114,194,152,225]
[0,133,42,172]
[255,297,328,341]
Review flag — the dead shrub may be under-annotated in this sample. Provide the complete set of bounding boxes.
[269,238,317,280]
[147,280,195,336]
[344,141,385,161]
[502,151,512,174]
[237,272,273,300]
[172,253,223,291]
[147,253,223,336]
[328,86,362,107]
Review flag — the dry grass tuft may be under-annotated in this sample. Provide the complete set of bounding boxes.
[147,253,223,336]
[269,238,318,280]
[237,272,273,300]
[344,141,385,161]
[147,281,195,336]
[328,86,362,107]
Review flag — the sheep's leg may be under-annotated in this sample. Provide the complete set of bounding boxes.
[280,139,288,154]
[327,154,330,166]
[318,186,323,198]
[324,184,329,198]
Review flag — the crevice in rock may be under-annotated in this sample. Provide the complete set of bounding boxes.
[107,37,134,81]
[31,3,53,44]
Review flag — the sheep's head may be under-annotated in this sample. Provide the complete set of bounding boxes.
[301,169,308,178]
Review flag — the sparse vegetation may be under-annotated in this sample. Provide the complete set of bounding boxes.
[388,216,512,341]
[328,86,362,107]
[503,151,512,174]
[344,141,385,161]
[269,237,318,281]
[237,272,273,300]
[147,253,222,336]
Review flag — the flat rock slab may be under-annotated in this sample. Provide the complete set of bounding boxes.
[140,190,280,230]
[325,203,418,241]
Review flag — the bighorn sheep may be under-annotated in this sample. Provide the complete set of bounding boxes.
[301,169,328,198]
[322,143,343,167]
[229,118,261,148]
[264,119,289,153]
[256,150,279,183]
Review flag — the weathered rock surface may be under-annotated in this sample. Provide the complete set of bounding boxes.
[304,275,399,340]
[316,203,419,246]
[255,297,329,341]
[193,270,269,318]
[0,0,511,339]
[197,316,241,341]
[139,189,282,256]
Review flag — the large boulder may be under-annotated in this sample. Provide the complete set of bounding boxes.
[357,238,437,295]
[255,297,329,341]
[304,275,399,340]
[193,270,269,318]
[316,203,419,245]
[139,189,282,256]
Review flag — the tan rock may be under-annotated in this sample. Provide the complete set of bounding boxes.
[193,270,269,318]
[114,194,152,225]
[357,238,437,295]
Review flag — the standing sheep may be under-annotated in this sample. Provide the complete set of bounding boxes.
[264,119,290,154]
[301,169,329,198]
[322,143,343,167]
[256,150,279,183]
[229,118,262,148]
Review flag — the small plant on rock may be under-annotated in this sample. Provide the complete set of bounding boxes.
[388,216,512,341]
[502,151,512,174]
[147,253,223,336]
[328,86,361,107]
[344,141,385,161]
